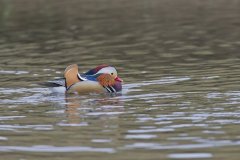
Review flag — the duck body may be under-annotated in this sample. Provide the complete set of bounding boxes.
[45,64,123,94]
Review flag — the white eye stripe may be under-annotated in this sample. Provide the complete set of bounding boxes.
[97,67,117,75]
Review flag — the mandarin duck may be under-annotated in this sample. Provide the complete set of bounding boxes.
[45,64,123,94]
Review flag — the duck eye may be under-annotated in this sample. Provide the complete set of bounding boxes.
[111,73,114,75]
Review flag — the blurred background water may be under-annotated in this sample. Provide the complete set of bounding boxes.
[1,0,240,159]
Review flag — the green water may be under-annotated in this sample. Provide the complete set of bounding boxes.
[1,0,240,159]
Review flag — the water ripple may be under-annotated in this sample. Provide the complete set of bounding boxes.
[168,153,212,159]
[0,124,53,131]
[0,145,115,153]
[0,116,25,121]
[0,70,29,75]
[124,77,190,90]
[123,140,240,150]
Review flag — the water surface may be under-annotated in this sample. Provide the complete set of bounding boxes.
[1,0,240,159]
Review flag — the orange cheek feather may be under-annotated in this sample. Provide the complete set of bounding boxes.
[97,74,115,87]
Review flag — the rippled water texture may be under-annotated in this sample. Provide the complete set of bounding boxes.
[1,0,240,159]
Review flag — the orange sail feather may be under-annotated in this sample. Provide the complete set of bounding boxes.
[64,64,80,88]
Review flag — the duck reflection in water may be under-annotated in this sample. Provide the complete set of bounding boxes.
[63,93,124,124]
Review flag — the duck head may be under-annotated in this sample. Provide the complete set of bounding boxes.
[85,64,123,83]
[86,64,123,93]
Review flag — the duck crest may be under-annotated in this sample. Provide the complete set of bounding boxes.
[64,64,80,88]
[85,64,109,75]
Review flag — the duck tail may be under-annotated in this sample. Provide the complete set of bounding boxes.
[40,78,66,87]
[64,64,80,89]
